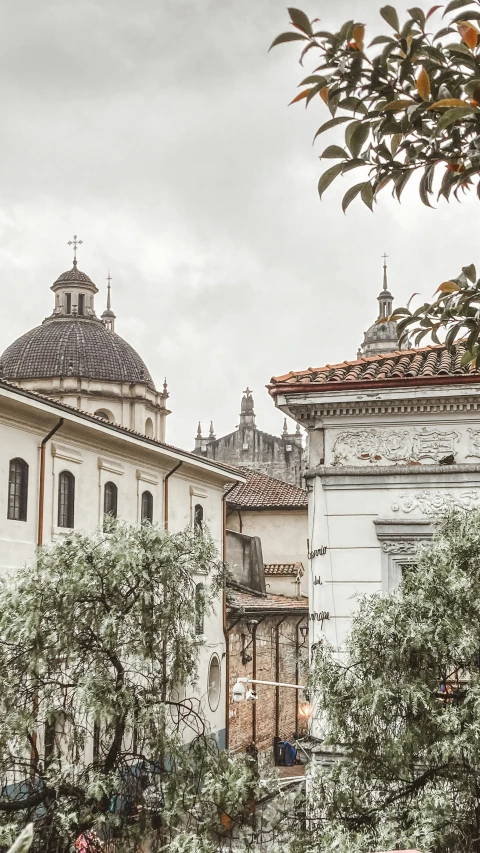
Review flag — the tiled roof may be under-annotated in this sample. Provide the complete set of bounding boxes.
[53,266,96,286]
[0,379,244,480]
[0,319,156,390]
[228,590,308,613]
[227,467,307,509]
[264,563,304,576]
[269,343,480,393]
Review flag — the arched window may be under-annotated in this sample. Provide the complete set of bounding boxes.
[7,458,28,521]
[195,583,205,636]
[141,490,153,523]
[94,409,114,423]
[58,471,75,528]
[104,482,118,519]
[145,417,154,438]
[194,503,204,532]
[208,655,221,711]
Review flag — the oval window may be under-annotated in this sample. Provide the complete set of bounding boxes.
[208,655,221,711]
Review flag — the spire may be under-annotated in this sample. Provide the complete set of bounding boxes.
[239,387,256,428]
[282,418,288,437]
[382,252,388,291]
[101,271,116,332]
[162,378,169,398]
[197,421,202,438]
[209,420,216,439]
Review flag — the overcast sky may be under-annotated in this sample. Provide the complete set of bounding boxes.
[0,0,477,450]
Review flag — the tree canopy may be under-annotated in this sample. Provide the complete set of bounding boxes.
[272,3,480,211]
[307,509,480,853]
[0,521,268,853]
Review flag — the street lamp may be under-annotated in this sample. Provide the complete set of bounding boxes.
[231,676,306,703]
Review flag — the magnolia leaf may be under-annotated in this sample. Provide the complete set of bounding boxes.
[461,348,475,365]
[269,31,307,50]
[383,99,415,110]
[313,116,351,142]
[408,6,426,26]
[452,9,480,20]
[318,163,344,198]
[287,7,313,35]
[321,145,349,158]
[342,181,366,212]
[436,105,477,133]
[395,169,413,199]
[463,262,477,281]
[447,41,475,55]
[420,168,435,207]
[426,4,443,20]
[458,21,479,47]
[417,67,431,99]
[352,23,365,49]
[435,280,461,293]
[380,5,400,31]
[361,181,375,209]
[289,89,311,105]
[300,74,328,86]
[320,86,330,104]
[347,122,370,157]
[390,133,403,156]
[443,0,475,14]
[428,97,468,108]
[445,323,462,348]
[369,34,396,45]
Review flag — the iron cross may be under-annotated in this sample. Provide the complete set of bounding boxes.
[68,234,83,262]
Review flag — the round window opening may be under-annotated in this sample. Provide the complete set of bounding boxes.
[208,654,221,711]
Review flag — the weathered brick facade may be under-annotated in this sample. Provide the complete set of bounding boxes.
[227,599,309,760]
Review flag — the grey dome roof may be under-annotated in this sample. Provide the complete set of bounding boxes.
[0,319,156,390]
[364,319,398,343]
[53,265,96,286]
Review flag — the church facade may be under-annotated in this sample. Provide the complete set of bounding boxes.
[193,388,304,486]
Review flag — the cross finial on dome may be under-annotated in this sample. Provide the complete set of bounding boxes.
[67,234,83,267]
[106,271,112,310]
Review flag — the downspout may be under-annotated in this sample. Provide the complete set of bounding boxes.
[33,417,63,774]
[275,616,288,740]
[222,482,239,750]
[250,616,265,745]
[163,461,183,530]
[161,461,183,704]
[295,618,307,737]
[38,418,64,546]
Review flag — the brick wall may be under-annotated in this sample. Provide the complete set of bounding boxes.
[227,615,308,760]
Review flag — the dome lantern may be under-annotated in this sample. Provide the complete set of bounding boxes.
[357,255,406,359]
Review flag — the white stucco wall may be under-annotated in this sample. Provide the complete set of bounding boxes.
[226,507,308,595]
[0,387,240,744]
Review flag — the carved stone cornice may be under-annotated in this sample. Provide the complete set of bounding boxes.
[287,393,480,423]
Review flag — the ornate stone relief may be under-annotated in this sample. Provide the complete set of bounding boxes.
[467,428,480,458]
[331,427,460,466]
[391,489,480,515]
[381,540,429,554]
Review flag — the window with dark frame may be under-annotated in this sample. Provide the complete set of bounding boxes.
[104,481,118,520]
[65,294,72,314]
[78,294,85,316]
[7,458,28,521]
[195,583,205,635]
[58,470,75,528]
[141,490,153,522]
[194,503,204,532]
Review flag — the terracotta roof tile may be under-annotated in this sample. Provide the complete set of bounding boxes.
[227,467,307,509]
[264,562,304,576]
[228,590,308,612]
[269,343,480,393]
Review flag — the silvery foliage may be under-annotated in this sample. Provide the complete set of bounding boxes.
[306,508,480,853]
[0,520,266,853]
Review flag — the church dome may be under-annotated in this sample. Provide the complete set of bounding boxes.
[53,266,97,286]
[0,319,156,390]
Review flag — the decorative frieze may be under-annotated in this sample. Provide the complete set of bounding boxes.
[381,540,429,554]
[332,427,459,466]
[391,489,480,515]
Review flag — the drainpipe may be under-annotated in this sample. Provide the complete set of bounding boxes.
[252,620,258,744]
[161,461,183,705]
[38,419,64,546]
[295,618,307,737]
[275,616,288,740]
[163,461,182,530]
[222,482,239,750]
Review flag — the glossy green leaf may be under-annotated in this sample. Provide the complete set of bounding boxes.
[342,181,366,212]
[288,7,313,35]
[318,163,344,198]
[313,116,352,142]
[380,5,400,31]
[463,263,477,282]
[443,0,475,14]
[436,105,477,134]
[269,31,307,50]
[408,6,426,27]
[348,122,370,157]
[321,145,349,158]
[361,181,375,209]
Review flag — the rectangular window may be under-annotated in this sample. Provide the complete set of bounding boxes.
[65,294,71,314]
[78,294,85,315]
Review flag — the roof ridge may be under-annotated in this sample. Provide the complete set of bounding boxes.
[238,465,307,493]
